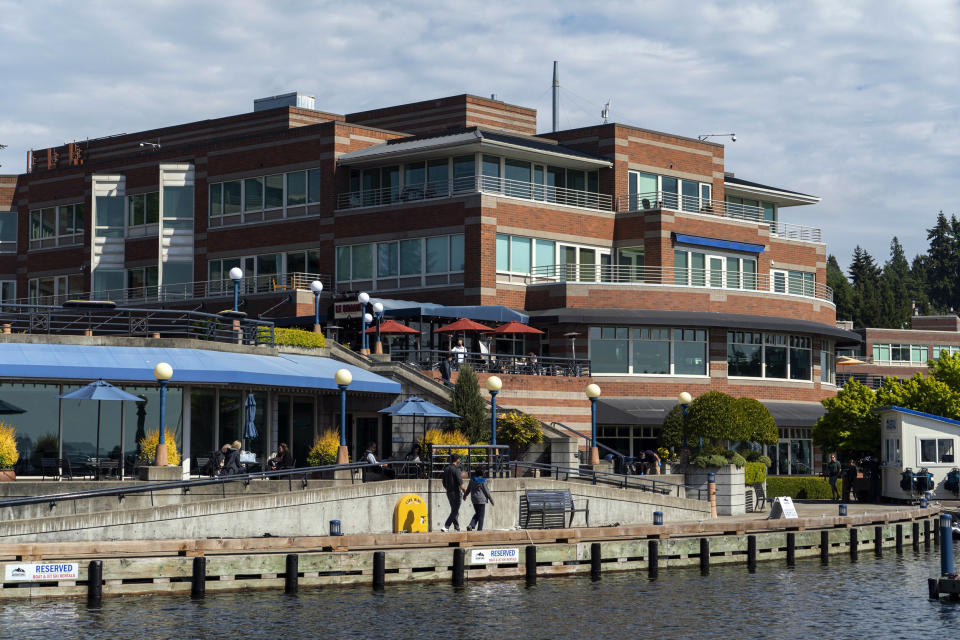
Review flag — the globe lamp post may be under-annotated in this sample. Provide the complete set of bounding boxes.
[585,383,601,465]
[372,301,384,354]
[153,362,173,466]
[334,368,352,464]
[678,391,692,450]
[358,292,370,354]
[486,376,502,446]
[311,280,323,332]
[229,267,243,312]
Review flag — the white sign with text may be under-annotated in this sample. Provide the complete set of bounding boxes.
[4,562,79,582]
[769,496,799,519]
[471,548,519,564]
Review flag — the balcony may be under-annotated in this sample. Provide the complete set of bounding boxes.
[615,192,822,243]
[337,175,613,212]
[521,264,834,304]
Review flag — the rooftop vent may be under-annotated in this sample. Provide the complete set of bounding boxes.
[254,92,316,112]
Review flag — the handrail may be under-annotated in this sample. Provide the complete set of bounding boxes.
[512,460,706,500]
[549,420,627,462]
[392,349,590,377]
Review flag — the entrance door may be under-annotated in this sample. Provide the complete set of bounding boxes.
[352,416,380,460]
[291,399,314,467]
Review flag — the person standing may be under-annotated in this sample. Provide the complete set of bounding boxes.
[439,354,453,386]
[451,339,467,369]
[842,459,858,503]
[464,467,495,531]
[826,453,841,501]
[441,453,464,532]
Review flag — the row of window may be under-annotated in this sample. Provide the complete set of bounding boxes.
[0,212,16,253]
[589,326,709,376]
[207,249,323,293]
[725,196,777,223]
[872,343,927,364]
[29,204,85,246]
[28,275,83,305]
[728,331,812,380]
[336,234,465,288]
[674,249,757,289]
[627,171,712,213]
[93,187,194,237]
[209,169,322,218]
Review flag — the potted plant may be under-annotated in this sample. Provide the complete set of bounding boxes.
[137,428,180,466]
[307,429,341,478]
[0,421,19,481]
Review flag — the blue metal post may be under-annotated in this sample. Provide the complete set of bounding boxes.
[360,303,367,351]
[375,312,382,350]
[339,384,348,447]
[490,390,498,446]
[158,379,167,446]
[313,292,321,325]
[590,396,598,451]
[941,514,954,576]
[233,280,239,312]
[681,403,688,449]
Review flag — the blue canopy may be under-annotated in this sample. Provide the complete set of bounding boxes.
[59,379,143,402]
[244,393,258,439]
[378,396,459,418]
[673,233,765,254]
[372,298,528,323]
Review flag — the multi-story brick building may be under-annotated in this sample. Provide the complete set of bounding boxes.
[0,91,856,475]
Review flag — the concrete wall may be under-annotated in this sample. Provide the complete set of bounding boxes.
[682,464,745,516]
[0,478,710,543]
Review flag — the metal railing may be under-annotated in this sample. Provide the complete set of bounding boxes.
[616,191,822,242]
[521,263,834,303]
[18,272,330,307]
[392,349,590,377]
[337,175,613,212]
[0,304,275,347]
[836,372,896,390]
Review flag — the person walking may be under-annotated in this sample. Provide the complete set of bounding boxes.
[439,354,453,386]
[464,467,495,531]
[441,453,464,532]
[826,453,841,501]
[842,458,858,503]
[450,339,467,369]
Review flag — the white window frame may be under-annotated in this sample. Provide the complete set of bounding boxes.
[918,437,955,466]
[588,326,709,377]
[208,167,323,228]
[337,234,465,292]
[29,204,84,250]
[675,246,757,290]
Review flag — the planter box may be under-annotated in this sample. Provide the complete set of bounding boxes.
[0,470,14,482]
[138,466,182,481]
[681,463,746,516]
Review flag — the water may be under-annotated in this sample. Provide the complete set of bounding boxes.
[2,545,958,640]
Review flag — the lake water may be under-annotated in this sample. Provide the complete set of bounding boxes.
[2,543,958,640]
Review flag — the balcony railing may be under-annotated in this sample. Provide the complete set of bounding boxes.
[836,372,892,390]
[519,264,834,303]
[20,272,330,307]
[337,175,613,212]
[391,349,590,377]
[615,192,822,243]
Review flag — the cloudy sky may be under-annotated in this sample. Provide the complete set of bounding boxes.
[1,0,957,269]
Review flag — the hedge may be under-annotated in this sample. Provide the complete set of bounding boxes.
[275,328,326,349]
[766,476,840,500]
[744,461,767,485]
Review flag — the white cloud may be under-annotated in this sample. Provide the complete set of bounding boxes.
[0,0,957,266]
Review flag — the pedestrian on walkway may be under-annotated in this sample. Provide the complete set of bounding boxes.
[842,459,858,502]
[441,453,464,532]
[464,467,495,531]
[826,453,841,501]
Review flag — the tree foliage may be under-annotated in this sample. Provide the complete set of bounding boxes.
[659,404,684,451]
[684,391,743,442]
[495,411,543,458]
[450,365,488,443]
[735,397,778,444]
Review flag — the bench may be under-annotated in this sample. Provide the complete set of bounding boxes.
[521,488,589,529]
[752,482,770,512]
[40,457,74,480]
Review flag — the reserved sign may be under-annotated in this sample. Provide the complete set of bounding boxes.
[4,562,79,582]
[471,548,519,564]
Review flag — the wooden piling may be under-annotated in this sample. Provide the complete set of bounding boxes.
[285,554,298,594]
[87,560,102,605]
[850,528,859,561]
[525,545,537,586]
[191,556,205,598]
[820,530,829,564]
[875,526,883,556]
[452,548,465,587]
[786,533,795,567]
[925,519,931,547]
[373,551,385,590]
[699,538,709,575]
[590,542,602,579]
[914,522,921,550]
[648,540,659,579]
[747,535,757,572]
[896,524,903,554]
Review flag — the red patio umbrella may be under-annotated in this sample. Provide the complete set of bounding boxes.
[434,318,494,333]
[490,321,544,335]
[364,319,420,334]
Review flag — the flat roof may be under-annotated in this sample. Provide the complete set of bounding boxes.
[724,175,820,207]
[875,406,960,428]
[0,343,400,394]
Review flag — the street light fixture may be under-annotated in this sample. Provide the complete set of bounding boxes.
[334,368,352,464]
[153,362,173,466]
[358,292,370,354]
[585,383,601,465]
[311,280,324,330]
[485,376,502,445]
[372,301,384,354]
[229,267,243,312]
[677,391,692,450]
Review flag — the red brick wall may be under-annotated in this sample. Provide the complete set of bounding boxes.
[346,95,537,136]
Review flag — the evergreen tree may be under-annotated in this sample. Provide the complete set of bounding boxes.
[879,237,913,328]
[826,255,855,322]
[449,365,488,443]
[925,211,957,312]
[909,253,931,317]
[848,246,883,328]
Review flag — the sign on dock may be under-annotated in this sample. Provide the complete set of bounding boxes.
[471,548,519,564]
[3,562,78,582]
[768,497,799,519]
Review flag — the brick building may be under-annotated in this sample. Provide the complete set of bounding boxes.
[0,91,856,475]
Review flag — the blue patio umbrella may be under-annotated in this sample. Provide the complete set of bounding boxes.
[378,396,459,449]
[59,380,142,480]
[244,393,258,440]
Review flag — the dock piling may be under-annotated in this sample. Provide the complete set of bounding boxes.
[941,514,954,576]
[786,533,796,567]
[747,535,757,572]
[896,524,903,554]
[925,519,931,547]
[525,545,537,586]
[820,530,829,564]
[87,560,102,606]
[285,554,298,594]
[648,540,659,579]
[875,526,883,556]
[191,556,206,598]
[913,522,920,550]
[699,538,709,575]
[934,518,941,547]
[850,529,859,561]
[452,548,465,587]
[590,542,602,579]
[373,551,385,590]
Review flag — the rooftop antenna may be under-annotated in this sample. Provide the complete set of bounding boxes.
[0,143,5,168]
[601,100,611,124]
[552,61,559,132]
[698,133,736,142]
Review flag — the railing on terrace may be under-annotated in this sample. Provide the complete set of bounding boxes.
[337,175,613,212]
[0,304,275,347]
[519,264,834,303]
[391,348,590,377]
[615,191,822,243]
[836,372,898,390]
[19,272,330,308]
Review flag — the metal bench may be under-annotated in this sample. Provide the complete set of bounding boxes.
[522,488,589,529]
[752,482,769,512]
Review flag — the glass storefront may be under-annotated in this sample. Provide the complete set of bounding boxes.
[766,428,814,475]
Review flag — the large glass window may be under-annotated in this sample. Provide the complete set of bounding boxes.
[307,168,323,204]
[821,341,836,384]
[728,331,763,378]
[244,177,263,212]
[589,326,629,373]
[589,326,708,375]
[450,234,465,272]
[286,171,306,206]
[510,236,531,274]
[209,183,222,217]
[496,234,510,272]
[0,211,14,253]
[674,329,708,375]
[163,186,194,229]
[223,181,242,214]
[94,196,124,237]
[873,343,928,364]
[265,174,284,209]
[729,331,812,380]
[632,328,669,374]
[399,239,421,276]
[453,155,475,191]
[377,242,398,278]
[350,244,373,280]
[425,236,449,274]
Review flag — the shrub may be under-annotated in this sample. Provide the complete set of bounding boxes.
[691,454,729,468]
[496,411,543,459]
[685,391,743,443]
[275,328,326,349]
[744,461,767,485]
[729,452,747,468]
[735,397,778,445]
[766,476,840,500]
[659,404,684,452]
[307,429,341,466]
[0,422,18,469]
[137,429,180,466]
[450,365,487,443]
[743,449,772,466]
[420,428,470,458]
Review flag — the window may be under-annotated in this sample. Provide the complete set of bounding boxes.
[127,192,160,230]
[0,212,16,253]
[208,249,323,294]
[425,236,448,274]
[207,167,322,227]
[673,248,757,290]
[244,178,263,212]
[209,183,222,217]
[162,186,194,230]
[94,197,124,237]
[29,204,84,248]
[772,269,814,296]
[286,171,306,206]
[265,175,284,209]
[399,239,421,276]
[29,274,83,305]
[307,168,322,204]
[0,280,14,303]
[884,437,901,465]
[589,326,707,375]
[919,438,955,464]
[377,242,398,278]
[821,341,836,384]
[337,235,464,289]
[728,331,812,380]
[873,344,927,364]
[126,265,159,298]
[496,235,566,276]
[933,346,960,360]
[453,155,475,191]
[726,196,777,224]
[628,171,711,212]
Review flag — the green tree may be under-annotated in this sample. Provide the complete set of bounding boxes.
[925,211,957,312]
[450,365,488,443]
[659,404,684,451]
[735,397,778,445]
[684,391,742,443]
[813,379,879,455]
[879,237,913,329]
[929,350,960,390]
[495,411,543,458]
[875,373,960,419]
[827,255,855,322]
[849,246,883,328]
[910,254,931,316]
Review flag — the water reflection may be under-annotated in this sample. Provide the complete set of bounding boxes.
[2,546,959,639]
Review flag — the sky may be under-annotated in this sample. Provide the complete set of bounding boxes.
[1,0,958,271]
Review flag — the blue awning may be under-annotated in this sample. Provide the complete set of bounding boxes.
[372,298,528,323]
[0,343,400,394]
[673,233,765,254]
